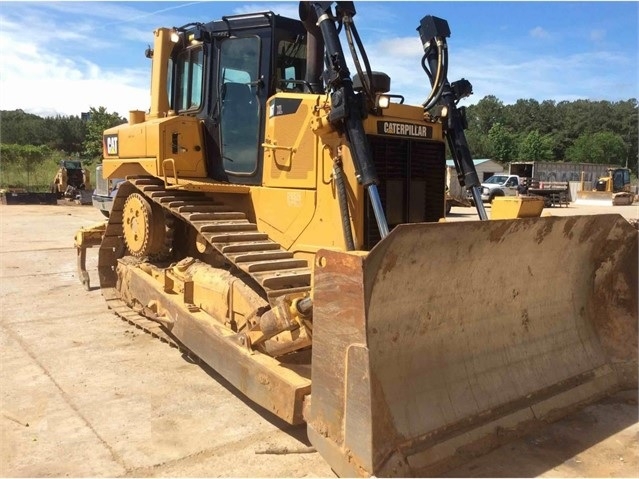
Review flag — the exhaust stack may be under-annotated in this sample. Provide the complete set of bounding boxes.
[299,2,325,94]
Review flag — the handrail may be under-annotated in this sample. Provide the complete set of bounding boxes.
[162,158,179,187]
[262,142,296,169]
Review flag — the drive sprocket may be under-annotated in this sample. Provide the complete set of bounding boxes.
[122,192,172,259]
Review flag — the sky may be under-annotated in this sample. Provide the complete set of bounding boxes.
[0,1,637,118]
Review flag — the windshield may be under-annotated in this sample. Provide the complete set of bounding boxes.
[484,175,509,184]
[63,161,82,169]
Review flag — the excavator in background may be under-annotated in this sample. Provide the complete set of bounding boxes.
[576,167,635,206]
[75,2,637,476]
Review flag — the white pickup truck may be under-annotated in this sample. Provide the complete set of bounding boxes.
[469,174,521,204]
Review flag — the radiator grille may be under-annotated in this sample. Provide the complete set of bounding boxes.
[94,165,110,197]
[364,136,446,249]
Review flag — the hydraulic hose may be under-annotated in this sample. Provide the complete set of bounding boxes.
[421,53,433,82]
[333,160,356,251]
[419,15,487,220]
[422,38,448,111]
[309,1,390,238]
[344,20,374,106]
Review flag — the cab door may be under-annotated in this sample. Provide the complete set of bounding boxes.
[504,176,519,196]
[218,36,262,179]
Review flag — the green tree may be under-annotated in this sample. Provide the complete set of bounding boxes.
[565,131,627,165]
[464,128,492,159]
[51,115,86,153]
[517,130,554,161]
[615,99,638,172]
[1,110,82,153]
[23,145,51,185]
[0,110,48,145]
[0,144,51,187]
[466,95,505,135]
[82,106,126,161]
[487,123,517,163]
[503,99,541,133]
[0,143,21,165]
[538,100,559,135]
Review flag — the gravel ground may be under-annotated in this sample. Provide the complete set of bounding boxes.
[1,201,637,477]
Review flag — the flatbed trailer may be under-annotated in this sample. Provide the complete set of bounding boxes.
[526,187,569,207]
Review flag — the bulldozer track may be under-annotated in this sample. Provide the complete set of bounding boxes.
[98,176,312,348]
[102,288,200,363]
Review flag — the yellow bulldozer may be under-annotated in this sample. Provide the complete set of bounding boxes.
[76,2,637,476]
[576,167,635,206]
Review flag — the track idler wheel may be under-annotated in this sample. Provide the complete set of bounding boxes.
[122,192,172,259]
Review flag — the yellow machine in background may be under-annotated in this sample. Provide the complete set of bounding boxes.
[576,167,635,205]
[77,2,637,476]
[51,159,91,200]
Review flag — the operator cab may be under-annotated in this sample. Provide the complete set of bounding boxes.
[166,13,308,185]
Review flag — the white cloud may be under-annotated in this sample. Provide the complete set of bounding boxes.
[590,29,606,42]
[0,30,149,117]
[118,25,160,44]
[0,2,635,119]
[373,37,423,58]
[232,3,301,20]
[0,4,152,117]
[530,26,551,39]
[348,34,637,108]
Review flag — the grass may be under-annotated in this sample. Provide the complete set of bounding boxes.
[0,159,98,192]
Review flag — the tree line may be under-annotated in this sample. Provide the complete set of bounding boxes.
[0,107,125,189]
[1,97,637,176]
[464,97,637,172]
[1,107,125,162]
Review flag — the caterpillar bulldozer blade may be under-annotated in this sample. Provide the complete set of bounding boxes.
[307,214,638,477]
[576,190,636,206]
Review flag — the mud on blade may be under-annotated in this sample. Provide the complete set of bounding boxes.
[307,214,638,477]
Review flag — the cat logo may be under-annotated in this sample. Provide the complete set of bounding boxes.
[104,134,118,156]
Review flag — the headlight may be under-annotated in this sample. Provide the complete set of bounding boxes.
[430,104,448,119]
[376,95,390,109]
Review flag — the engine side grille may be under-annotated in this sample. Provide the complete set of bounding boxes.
[364,136,446,250]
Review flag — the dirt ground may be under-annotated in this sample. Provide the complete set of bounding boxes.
[1,200,637,477]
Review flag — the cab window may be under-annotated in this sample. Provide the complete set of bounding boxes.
[175,46,204,111]
[167,58,174,109]
[275,38,306,92]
